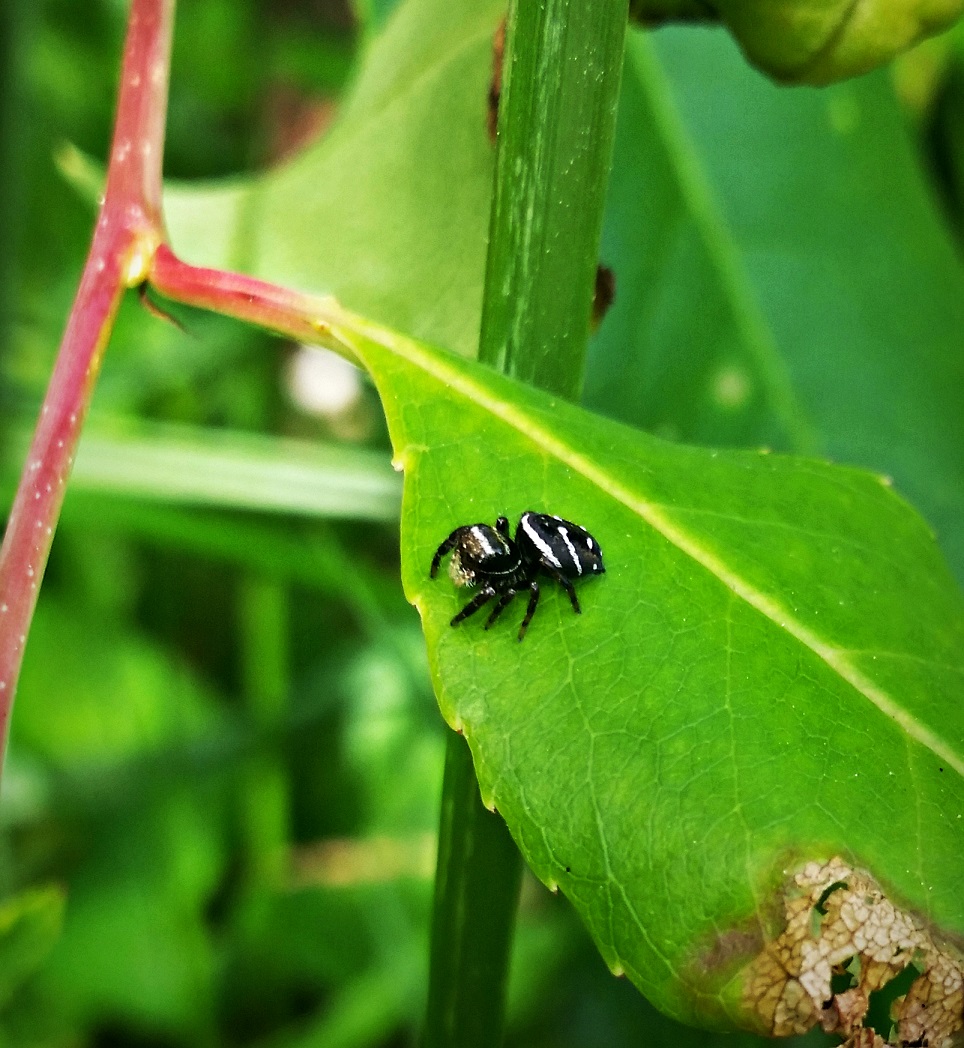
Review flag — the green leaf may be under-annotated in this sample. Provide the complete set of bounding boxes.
[0,888,65,1011]
[591,28,964,580]
[163,0,502,357]
[327,311,964,1031]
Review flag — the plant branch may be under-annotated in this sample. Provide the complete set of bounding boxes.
[422,735,524,1048]
[0,0,174,772]
[424,2,629,1045]
[479,0,628,398]
[148,246,348,350]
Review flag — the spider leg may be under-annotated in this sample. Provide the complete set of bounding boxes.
[484,588,517,630]
[450,585,497,626]
[517,580,541,641]
[431,531,461,578]
[544,566,581,614]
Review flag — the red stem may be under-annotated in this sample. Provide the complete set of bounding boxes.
[0,0,362,777]
[149,245,342,346]
[0,0,174,769]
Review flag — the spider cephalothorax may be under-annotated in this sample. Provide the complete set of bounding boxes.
[430,512,605,641]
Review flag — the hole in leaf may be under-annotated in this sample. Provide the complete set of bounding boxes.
[811,879,849,936]
[815,879,849,915]
[829,959,857,996]
[863,961,920,1039]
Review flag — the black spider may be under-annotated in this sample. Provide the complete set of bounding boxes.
[430,512,605,640]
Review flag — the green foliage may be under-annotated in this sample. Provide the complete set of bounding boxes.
[4,0,964,1046]
[163,11,964,585]
[164,0,502,356]
[593,29,964,581]
[333,313,964,1028]
[0,888,64,1011]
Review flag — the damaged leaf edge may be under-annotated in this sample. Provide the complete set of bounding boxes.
[740,855,964,1046]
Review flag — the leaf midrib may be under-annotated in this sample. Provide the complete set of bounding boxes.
[340,316,964,780]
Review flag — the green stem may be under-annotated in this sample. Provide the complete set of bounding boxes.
[479,0,629,398]
[424,2,628,1045]
[421,734,524,1048]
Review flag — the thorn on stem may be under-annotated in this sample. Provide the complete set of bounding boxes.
[137,284,189,335]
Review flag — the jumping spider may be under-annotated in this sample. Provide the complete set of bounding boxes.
[430,512,605,641]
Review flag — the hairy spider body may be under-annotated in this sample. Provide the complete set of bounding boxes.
[430,518,520,586]
[430,512,605,640]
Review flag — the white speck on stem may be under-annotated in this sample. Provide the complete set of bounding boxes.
[0,604,8,613]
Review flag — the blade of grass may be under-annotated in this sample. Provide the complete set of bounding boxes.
[423,2,628,1046]
[5,418,401,521]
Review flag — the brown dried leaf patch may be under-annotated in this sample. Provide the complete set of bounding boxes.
[745,857,963,1047]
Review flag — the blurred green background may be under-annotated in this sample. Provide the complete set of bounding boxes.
[1,0,963,1046]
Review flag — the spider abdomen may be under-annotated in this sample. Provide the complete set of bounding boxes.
[516,512,605,579]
